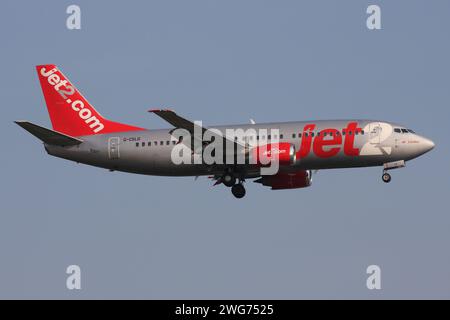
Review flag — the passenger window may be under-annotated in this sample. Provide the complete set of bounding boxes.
[166,141,170,145]
[160,141,164,145]
[408,129,415,134]
[141,142,145,147]
[298,133,302,138]
[361,130,364,135]
[136,142,139,147]
[304,132,308,137]
[268,135,271,140]
[401,129,409,133]
[148,142,151,146]
[394,128,401,133]
[292,133,296,138]
[311,132,314,137]
[280,134,284,139]
[172,141,176,145]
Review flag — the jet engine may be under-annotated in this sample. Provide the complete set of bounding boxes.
[254,170,312,190]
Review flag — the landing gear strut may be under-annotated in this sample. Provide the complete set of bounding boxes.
[231,183,246,199]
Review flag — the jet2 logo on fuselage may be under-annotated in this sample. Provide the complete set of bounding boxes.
[297,122,362,158]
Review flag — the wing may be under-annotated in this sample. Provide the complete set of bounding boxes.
[149,109,205,135]
[149,109,246,153]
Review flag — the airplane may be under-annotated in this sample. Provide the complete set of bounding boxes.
[16,65,435,198]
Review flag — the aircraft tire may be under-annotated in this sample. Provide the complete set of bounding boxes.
[382,173,391,183]
[231,184,246,199]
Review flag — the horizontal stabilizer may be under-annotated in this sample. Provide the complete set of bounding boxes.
[15,121,83,146]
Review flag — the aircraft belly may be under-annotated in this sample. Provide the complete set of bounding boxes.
[296,152,390,170]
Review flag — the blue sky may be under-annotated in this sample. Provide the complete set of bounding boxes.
[0,0,449,298]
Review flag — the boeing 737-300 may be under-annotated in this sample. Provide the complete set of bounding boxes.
[16,65,435,198]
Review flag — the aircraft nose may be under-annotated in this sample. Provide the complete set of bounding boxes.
[421,137,435,153]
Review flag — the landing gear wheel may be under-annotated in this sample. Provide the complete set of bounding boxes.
[382,172,391,183]
[222,173,236,187]
[231,184,246,199]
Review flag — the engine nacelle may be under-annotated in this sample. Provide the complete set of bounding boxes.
[250,143,296,166]
[255,170,312,190]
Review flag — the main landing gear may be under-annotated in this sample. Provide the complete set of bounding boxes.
[222,172,236,187]
[221,170,246,198]
[231,183,246,199]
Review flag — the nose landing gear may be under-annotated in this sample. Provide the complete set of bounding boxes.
[381,160,405,184]
[382,172,392,183]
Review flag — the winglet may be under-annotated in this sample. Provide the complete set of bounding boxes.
[148,108,175,113]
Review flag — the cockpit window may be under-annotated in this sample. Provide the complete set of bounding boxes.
[394,127,414,134]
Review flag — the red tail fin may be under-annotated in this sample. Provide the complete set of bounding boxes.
[36,65,144,136]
